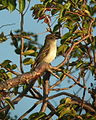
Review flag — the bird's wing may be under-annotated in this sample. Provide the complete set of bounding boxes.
[33,42,50,67]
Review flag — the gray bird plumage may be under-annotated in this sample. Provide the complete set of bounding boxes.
[33,34,59,68]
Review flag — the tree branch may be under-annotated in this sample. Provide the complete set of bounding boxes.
[0,62,50,91]
[40,72,50,112]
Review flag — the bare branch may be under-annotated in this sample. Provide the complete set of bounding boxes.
[0,23,15,29]
[56,35,90,68]
[0,62,50,91]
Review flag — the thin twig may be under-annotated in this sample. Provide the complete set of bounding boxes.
[23,0,30,15]
[48,68,60,79]
[0,64,20,76]
[50,83,76,91]
[64,72,87,89]
[0,23,15,29]
[56,34,89,68]
[20,13,24,73]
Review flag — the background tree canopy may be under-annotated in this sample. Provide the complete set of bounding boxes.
[0,0,96,119]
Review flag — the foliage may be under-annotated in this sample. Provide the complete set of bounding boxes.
[0,0,96,119]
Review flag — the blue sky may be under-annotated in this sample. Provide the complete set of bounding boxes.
[0,0,94,119]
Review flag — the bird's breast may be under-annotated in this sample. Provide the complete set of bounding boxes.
[43,42,57,63]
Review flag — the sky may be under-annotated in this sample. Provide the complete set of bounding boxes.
[0,0,94,119]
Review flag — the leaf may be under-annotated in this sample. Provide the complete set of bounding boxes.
[59,7,64,18]
[7,72,12,79]
[76,61,83,68]
[60,98,71,104]
[29,112,46,120]
[53,24,61,32]
[19,0,26,13]
[23,58,34,65]
[7,0,16,12]
[23,50,35,55]
[57,44,68,55]
[59,107,71,118]
[51,9,59,15]
[2,0,8,7]
[29,113,38,119]
[61,32,72,43]
[0,32,7,43]
[65,97,71,104]
[84,9,91,16]
[10,31,18,48]
[15,48,21,54]
[64,2,71,10]
[5,98,14,110]
[13,86,19,95]
[1,60,12,67]
[11,64,17,70]
[27,0,30,2]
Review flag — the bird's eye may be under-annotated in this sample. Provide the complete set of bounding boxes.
[50,37,53,39]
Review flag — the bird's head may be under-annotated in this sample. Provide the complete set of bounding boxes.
[45,33,60,42]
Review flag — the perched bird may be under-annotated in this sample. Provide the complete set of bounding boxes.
[33,33,59,68]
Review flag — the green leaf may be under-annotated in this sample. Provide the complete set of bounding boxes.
[2,0,8,7]
[29,112,46,120]
[29,113,38,119]
[11,64,17,70]
[23,58,34,65]
[64,2,71,10]
[59,107,71,118]
[7,0,16,12]
[5,98,14,110]
[76,61,83,68]
[57,44,68,55]
[23,50,35,55]
[27,0,30,2]
[60,98,71,104]
[53,24,61,32]
[19,0,25,13]
[61,32,72,43]
[0,32,7,43]
[15,48,21,54]
[7,72,12,79]
[65,97,71,104]
[1,60,12,67]
[59,7,64,18]
[13,86,19,95]
[10,31,18,48]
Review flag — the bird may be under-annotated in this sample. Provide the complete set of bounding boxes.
[33,33,59,69]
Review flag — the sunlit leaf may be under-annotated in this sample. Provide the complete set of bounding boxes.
[23,58,34,65]
[11,64,17,70]
[19,0,25,13]
[7,72,12,79]
[2,0,8,7]
[23,50,35,55]
[7,0,16,12]
[76,61,83,68]
[0,32,7,43]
